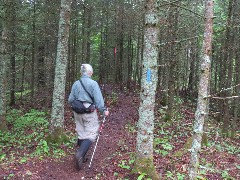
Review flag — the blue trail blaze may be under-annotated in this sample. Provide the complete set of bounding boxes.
[147,68,151,82]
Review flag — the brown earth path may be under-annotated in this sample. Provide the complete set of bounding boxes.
[5,84,139,180]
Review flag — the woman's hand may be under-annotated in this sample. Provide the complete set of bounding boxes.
[104,109,109,116]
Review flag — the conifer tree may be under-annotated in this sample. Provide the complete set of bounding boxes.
[189,0,214,179]
[49,0,72,142]
[134,0,159,179]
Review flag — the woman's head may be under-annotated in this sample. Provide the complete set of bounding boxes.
[80,64,93,76]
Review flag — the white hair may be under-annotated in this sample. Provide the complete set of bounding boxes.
[81,64,93,75]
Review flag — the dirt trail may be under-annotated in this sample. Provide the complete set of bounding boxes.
[9,85,139,180]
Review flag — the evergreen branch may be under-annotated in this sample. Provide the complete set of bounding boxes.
[207,83,240,99]
[158,35,201,46]
[156,63,169,67]
[210,96,240,100]
[159,0,182,7]
[161,0,204,18]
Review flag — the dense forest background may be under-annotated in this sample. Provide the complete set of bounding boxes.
[1,0,240,132]
[0,0,239,179]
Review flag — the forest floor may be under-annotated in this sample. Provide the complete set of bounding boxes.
[0,83,240,180]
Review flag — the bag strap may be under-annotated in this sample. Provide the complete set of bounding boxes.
[79,79,94,102]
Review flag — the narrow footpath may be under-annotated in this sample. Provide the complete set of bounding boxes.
[19,84,139,179]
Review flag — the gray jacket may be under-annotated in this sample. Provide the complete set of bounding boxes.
[68,75,106,113]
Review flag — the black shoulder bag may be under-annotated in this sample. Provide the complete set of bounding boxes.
[71,79,95,114]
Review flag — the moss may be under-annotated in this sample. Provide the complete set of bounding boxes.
[132,157,160,180]
[201,133,208,146]
[174,135,209,158]
[46,127,68,145]
[0,116,7,132]
[159,95,167,106]
[221,128,228,138]
[222,130,237,138]
[173,137,192,157]
[230,130,236,138]
[0,123,7,132]
[164,114,172,122]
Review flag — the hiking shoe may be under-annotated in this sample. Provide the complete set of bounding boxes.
[75,151,83,170]
[75,156,83,170]
[74,139,92,170]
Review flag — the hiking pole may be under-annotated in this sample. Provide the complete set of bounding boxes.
[89,115,107,168]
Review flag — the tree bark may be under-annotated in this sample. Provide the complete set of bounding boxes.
[30,1,36,101]
[222,0,235,136]
[50,0,72,141]
[189,0,214,179]
[37,45,46,88]
[166,3,180,121]
[0,0,11,131]
[9,0,17,106]
[115,3,124,85]
[133,0,159,179]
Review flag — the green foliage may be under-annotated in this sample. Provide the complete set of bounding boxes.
[118,160,131,170]
[46,127,69,145]
[1,108,75,170]
[199,159,236,180]
[13,109,49,130]
[166,171,174,179]
[6,109,23,123]
[91,32,101,52]
[34,139,50,156]
[132,157,159,180]
[158,96,184,122]
[118,153,135,170]
[174,96,184,105]
[125,122,137,133]
[137,173,146,180]
[176,172,185,180]
[15,89,31,98]
[153,128,174,156]
[221,170,234,180]
[209,138,240,155]
[114,172,119,177]
[154,136,174,156]
[166,171,186,180]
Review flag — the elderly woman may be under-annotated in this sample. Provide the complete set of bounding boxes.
[68,64,109,170]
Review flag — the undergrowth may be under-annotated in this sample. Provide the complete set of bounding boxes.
[115,96,240,180]
[0,109,75,178]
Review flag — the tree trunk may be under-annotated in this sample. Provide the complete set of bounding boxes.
[9,0,17,106]
[133,0,159,179]
[67,0,78,92]
[189,0,214,179]
[115,3,124,85]
[49,0,72,143]
[230,0,238,138]
[166,3,180,121]
[99,27,104,84]
[222,0,235,136]
[127,33,133,90]
[187,41,198,97]
[86,6,92,63]
[233,49,240,138]
[81,3,92,64]
[20,48,28,103]
[0,0,11,131]
[134,29,141,83]
[37,45,46,88]
[30,1,36,101]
